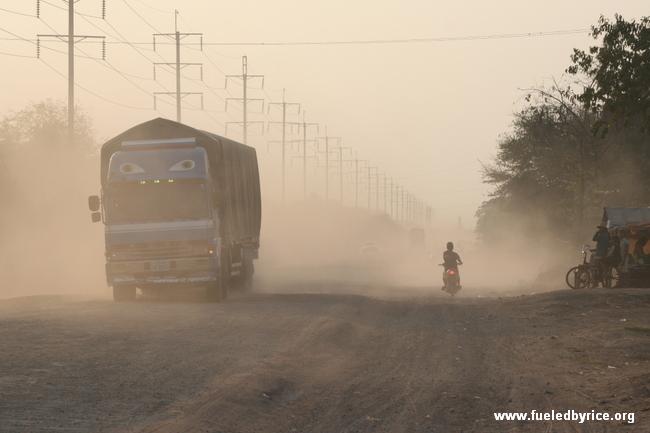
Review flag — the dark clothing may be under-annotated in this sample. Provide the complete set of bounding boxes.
[606,238,621,267]
[593,229,610,257]
[443,250,462,270]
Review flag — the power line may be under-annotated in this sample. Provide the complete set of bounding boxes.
[121,0,163,33]
[0,28,590,46]
[152,10,204,122]
[268,89,301,201]
[0,49,34,58]
[40,0,103,19]
[225,56,265,144]
[0,26,97,59]
[185,29,591,46]
[92,17,208,114]
[39,57,151,110]
[131,0,173,15]
[74,10,188,104]
[0,6,35,18]
[74,10,205,115]
[107,2,235,119]
[72,13,156,81]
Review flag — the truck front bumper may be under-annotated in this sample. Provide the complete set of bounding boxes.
[106,256,218,286]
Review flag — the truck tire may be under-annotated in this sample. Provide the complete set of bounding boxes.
[241,258,254,291]
[113,285,136,302]
[207,248,231,302]
[206,280,226,302]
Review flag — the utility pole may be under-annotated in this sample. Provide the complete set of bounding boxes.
[353,158,366,208]
[68,0,73,138]
[395,184,401,221]
[336,145,351,203]
[387,178,393,218]
[225,56,265,144]
[383,175,388,214]
[268,89,301,201]
[375,172,382,212]
[284,133,318,200]
[317,129,341,200]
[355,159,361,207]
[366,166,377,210]
[152,11,204,123]
[299,112,318,199]
[290,142,318,198]
[36,0,106,143]
[412,198,416,222]
[406,193,413,222]
[404,192,409,222]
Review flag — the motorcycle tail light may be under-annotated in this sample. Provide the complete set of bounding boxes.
[447,269,456,276]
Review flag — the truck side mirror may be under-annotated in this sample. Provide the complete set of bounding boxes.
[88,195,100,212]
[91,212,102,223]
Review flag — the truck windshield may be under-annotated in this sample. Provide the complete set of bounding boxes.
[106,181,210,224]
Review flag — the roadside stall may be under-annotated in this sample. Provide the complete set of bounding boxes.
[602,207,650,288]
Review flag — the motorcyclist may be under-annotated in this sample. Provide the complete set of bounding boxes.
[442,241,463,288]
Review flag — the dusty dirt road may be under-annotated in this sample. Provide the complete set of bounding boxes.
[1,287,648,433]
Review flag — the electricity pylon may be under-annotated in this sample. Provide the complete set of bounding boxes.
[152,10,204,123]
[316,128,341,201]
[268,89,301,201]
[225,56,265,145]
[36,0,106,142]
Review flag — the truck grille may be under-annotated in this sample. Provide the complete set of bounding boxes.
[109,241,208,261]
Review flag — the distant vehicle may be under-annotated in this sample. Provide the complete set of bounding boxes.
[88,118,261,302]
[359,242,381,256]
[408,228,425,250]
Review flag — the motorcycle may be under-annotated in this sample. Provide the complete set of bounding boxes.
[440,264,462,296]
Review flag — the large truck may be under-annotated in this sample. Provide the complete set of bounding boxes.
[88,118,261,302]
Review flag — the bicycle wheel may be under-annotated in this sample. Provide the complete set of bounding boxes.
[566,266,589,289]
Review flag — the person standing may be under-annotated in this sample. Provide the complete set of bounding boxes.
[593,225,610,258]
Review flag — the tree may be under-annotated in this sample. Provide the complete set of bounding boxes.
[477,92,593,241]
[568,15,650,135]
[0,100,97,214]
[478,14,650,242]
[0,99,94,150]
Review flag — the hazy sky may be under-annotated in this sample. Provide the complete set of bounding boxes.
[1,0,648,225]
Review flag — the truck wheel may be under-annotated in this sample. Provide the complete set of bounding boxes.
[241,259,254,291]
[206,281,226,302]
[113,285,136,302]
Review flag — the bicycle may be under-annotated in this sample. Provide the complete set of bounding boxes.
[565,246,619,289]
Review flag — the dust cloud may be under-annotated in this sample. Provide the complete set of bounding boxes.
[256,200,572,298]
[0,138,105,300]
[0,128,571,301]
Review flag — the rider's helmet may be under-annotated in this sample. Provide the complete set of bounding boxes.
[446,241,454,251]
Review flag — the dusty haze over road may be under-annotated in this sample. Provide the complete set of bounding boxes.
[1,0,647,224]
[2,3,650,432]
